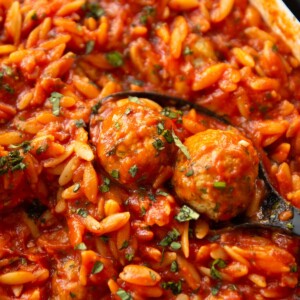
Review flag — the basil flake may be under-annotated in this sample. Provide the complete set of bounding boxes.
[129,165,138,178]
[172,131,190,159]
[48,92,63,116]
[116,288,132,300]
[106,51,124,67]
[175,205,200,222]
[91,261,104,274]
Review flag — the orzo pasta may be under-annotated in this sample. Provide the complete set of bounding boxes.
[0,0,300,299]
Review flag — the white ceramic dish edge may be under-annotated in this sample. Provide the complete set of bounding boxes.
[250,0,300,62]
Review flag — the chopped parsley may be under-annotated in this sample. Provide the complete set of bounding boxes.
[69,292,76,299]
[211,282,222,296]
[99,184,109,193]
[0,150,26,175]
[156,190,169,196]
[48,92,63,116]
[116,288,132,300]
[124,107,132,115]
[74,242,87,250]
[149,271,157,281]
[129,165,138,178]
[114,122,121,130]
[3,83,14,94]
[170,261,178,272]
[140,206,146,216]
[91,261,104,274]
[83,2,105,19]
[170,241,181,250]
[172,131,190,159]
[106,51,124,67]
[99,177,110,193]
[76,208,88,218]
[161,107,181,119]
[36,144,48,155]
[162,130,173,143]
[209,234,220,242]
[31,11,38,20]
[128,96,140,103]
[119,240,129,250]
[125,253,134,261]
[272,44,278,52]
[85,40,95,54]
[175,205,200,222]
[183,46,193,56]
[157,122,164,134]
[210,258,227,280]
[290,265,298,273]
[159,228,180,247]
[148,192,156,202]
[185,169,194,177]
[74,119,86,128]
[161,281,182,295]
[3,65,13,76]
[9,141,31,153]
[213,181,227,189]
[91,101,101,114]
[111,169,120,179]
[130,79,144,86]
[152,138,164,151]
[140,6,156,25]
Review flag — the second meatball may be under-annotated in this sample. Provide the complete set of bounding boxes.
[97,98,175,187]
[172,129,259,221]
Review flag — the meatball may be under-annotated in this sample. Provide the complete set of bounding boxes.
[97,98,175,187]
[172,129,259,221]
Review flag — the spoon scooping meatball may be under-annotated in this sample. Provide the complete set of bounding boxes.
[172,129,259,221]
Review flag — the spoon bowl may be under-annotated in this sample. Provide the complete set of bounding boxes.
[99,91,300,236]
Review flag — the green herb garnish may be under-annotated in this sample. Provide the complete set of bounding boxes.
[175,205,200,222]
[111,169,120,179]
[85,40,95,54]
[91,261,104,274]
[74,242,87,250]
[210,258,227,280]
[0,150,26,175]
[48,92,63,116]
[83,3,105,19]
[170,261,178,272]
[161,281,182,295]
[74,119,86,128]
[152,138,164,151]
[183,46,193,56]
[106,51,124,67]
[159,228,180,247]
[119,240,129,250]
[116,289,132,300]
[9,141,31,153]
[172,131,190,159]
[76,208,88,218]
[185,169,194,177]
[129,165,138,178]
[36,144,48,155]
[213,181,227,189]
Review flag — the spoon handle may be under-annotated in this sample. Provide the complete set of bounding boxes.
[258,164,300,235]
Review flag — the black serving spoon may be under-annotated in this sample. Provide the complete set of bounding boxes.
[100,91,300,236]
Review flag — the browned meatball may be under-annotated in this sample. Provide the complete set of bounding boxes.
[97,98,175,187]
[172,129,259,221]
